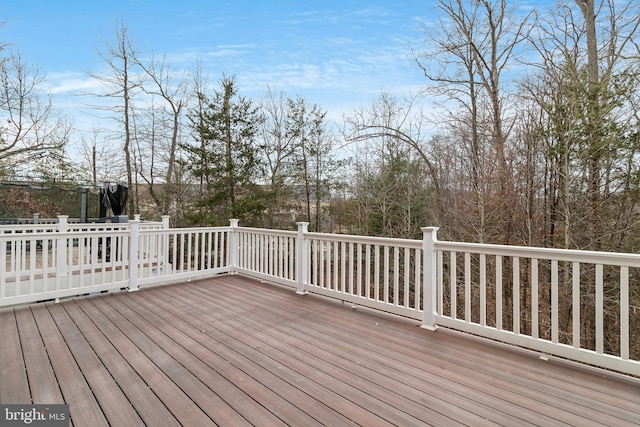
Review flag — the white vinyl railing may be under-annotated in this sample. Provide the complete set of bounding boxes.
[1,218,638,376]
[233,223,639,376]
[233,221,298,287]
[233,223,424,321]
[0,227,131,306]
[132,224,232,288]
[0,215,218,306]
[428,227,640,376]
[303,228,423,320]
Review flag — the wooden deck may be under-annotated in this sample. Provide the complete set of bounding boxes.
[1,275,639,426]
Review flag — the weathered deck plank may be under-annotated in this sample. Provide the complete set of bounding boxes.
[0,309,30,403]
[79,295,218,426]
[140,286,409,426]
[46,302,145,426]
[191,277,638,426]
[190,281,548,425]
[29,304,108,426]
[61,299,180,427]
[107,292,337,427]
[1,275,639,426]
[163,283,482,426]
[13,308,65,406]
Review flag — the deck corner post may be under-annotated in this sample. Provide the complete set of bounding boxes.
[421,226,439,331]
[128,219,140,291]
[229,219,239,274]
[56,215,69,276]
[161,215,170,229]
[296,222,309,295]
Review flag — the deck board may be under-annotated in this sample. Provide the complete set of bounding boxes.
[194,283,544,425]
[95,295,263,427]
[61,299,180,427]
[164,283,490,426]
[13,308,65,406]
[157,288,420,426]
[105,294,292,427]
[82,296,219,427]
[126,288,362,426]
[110,292,336,426]
[46,302,145,426]
[0,309,30,403]
[1,275,639,426]
[29,304,108,426]
[193,277,640,426]
[187,278,614,426]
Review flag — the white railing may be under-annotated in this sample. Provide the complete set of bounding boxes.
[1,219,638,376]
[0,217,232,307]
[303,229,423,320]
[0,224,59,234]
[233,223,639,376]
[132,224,232,288]
[0,228,131,306]
[232,223,423,321]
[427,227,640,376]
[233,220,298,288]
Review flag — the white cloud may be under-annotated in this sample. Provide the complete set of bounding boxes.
[47,73,102,95]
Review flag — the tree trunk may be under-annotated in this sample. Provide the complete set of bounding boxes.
[122,40,134,218]
[576,0,602,251]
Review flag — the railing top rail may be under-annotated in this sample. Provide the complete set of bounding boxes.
[435,240,640,267]
[0,221,163,228]
[305,231,423,248]
[0,224,59,231]
[0,228,131,240]
[69,224,130,229]
[140,226,231,235]
[235,226,296,238]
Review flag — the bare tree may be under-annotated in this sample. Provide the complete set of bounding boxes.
[90,20,143,217]
[344,93,439,233]
[258,85,300,227]
[287,96,345,232]
[260,86,295,185]
[0,53,71,175]
[414,0,531,243]
[135,52,191,214]
[515,0,640,356]
[74,127,125,186]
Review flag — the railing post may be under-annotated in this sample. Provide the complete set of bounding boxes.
[161,215,170,272]
[56,215,69,276]
[128,219,140,291]
[421,226,439,331]
[229,219,239,274]
[296,222,309,295]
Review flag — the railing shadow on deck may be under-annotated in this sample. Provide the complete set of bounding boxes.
[1,216,639,377]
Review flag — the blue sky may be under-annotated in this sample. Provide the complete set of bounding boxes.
[1,0,432,129]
